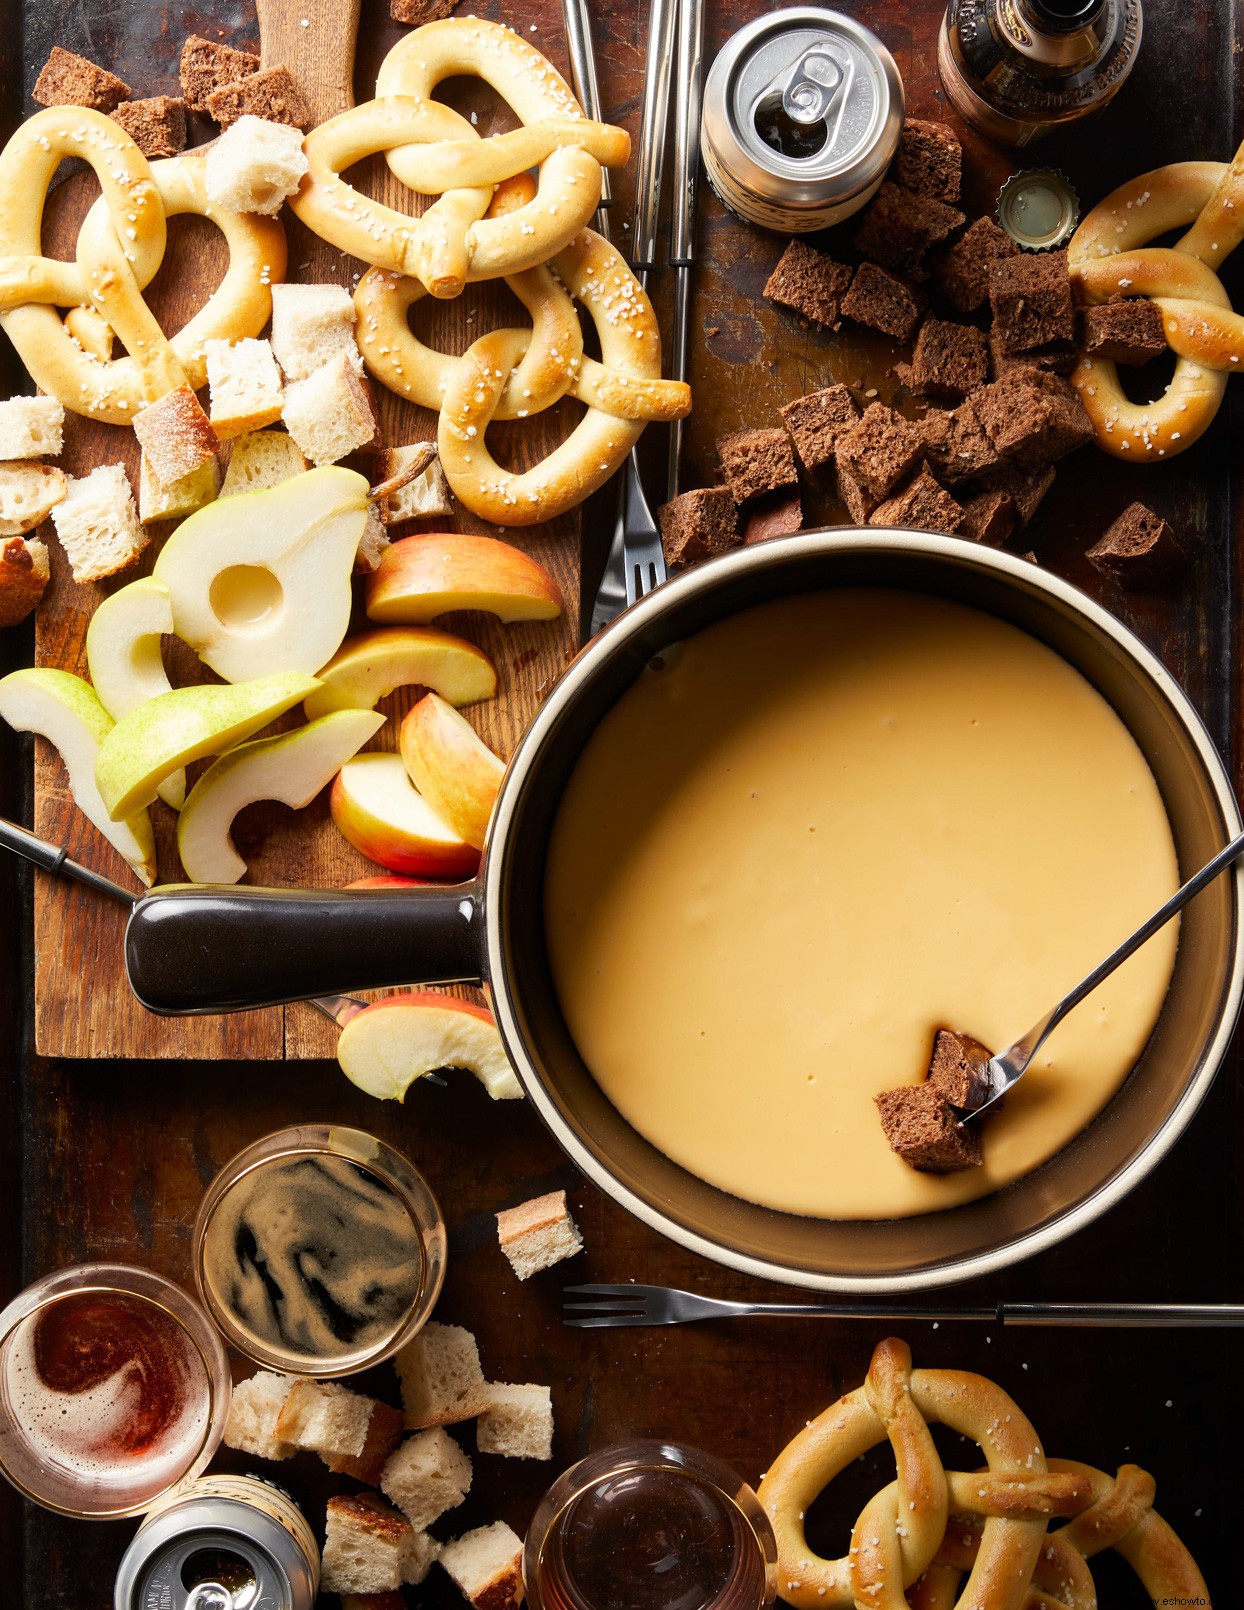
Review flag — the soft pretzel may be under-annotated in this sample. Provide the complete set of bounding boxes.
[0,107,284,424]
[354,176,690,525]
[758,1338,1209,1610]
[1068,144,1244,459]
[291,18,629,299]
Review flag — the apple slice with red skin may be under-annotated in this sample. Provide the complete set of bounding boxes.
[337,990,523,1101]
[304,626,497,720]
[346,875,428,889]
[365,532,563,625]
[330,751,479,877]
[399,693,504,851]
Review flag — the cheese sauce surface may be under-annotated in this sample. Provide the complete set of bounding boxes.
[544,590,1179,1219]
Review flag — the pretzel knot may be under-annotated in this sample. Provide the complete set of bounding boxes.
[291,18,630,299]
[0,107,285,425]
[757,1339,1208,1610]
[355,176,691,526]
[1068,141,1244,460]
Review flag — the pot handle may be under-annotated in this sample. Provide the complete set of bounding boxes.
[124,883,485,1015]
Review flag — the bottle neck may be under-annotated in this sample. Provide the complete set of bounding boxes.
[1003,0,1113,67]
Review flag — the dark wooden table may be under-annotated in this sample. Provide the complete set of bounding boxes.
[2,0,1241,1603]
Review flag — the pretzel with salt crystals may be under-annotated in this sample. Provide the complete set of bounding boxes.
[0,107,284,425]
[291,17,630,300]
[757,1337,1207,1610]
[355,175,690,525]
[1068,142,1244,460]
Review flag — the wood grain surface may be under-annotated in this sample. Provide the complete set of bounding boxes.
[2,0,1242,1605]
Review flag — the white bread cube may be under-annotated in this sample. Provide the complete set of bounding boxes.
[204,114,309,216]
[50,464,147,583]
[321,1494,412,1594]
[496,1190,584,1281]
[0,535,49,628]
[222,1369,297,1460]
[0,396,64,460]
[138,449,221,525]
[476,1382,553,1460]
[403,1527,443,1586]
[205,337,284,438]
[326,1399,406,1485]
[270,282,360,381]
[282,353,376,466]
[64,305,113,363]
[378,443,452,524]
[355,501,389,574]
[274,1379,373,1459]
[0,462,67,536]
[132,383,220,485]
[395,1321,489,1429]
[381,1426,472,1529]
[439,1522,524,1610]
[220,429,307,497]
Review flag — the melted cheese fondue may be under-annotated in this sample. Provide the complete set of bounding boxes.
[544,590,1179,1219]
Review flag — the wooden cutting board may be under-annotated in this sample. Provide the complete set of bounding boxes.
[30,0,583,1058]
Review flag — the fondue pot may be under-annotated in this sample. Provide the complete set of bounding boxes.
[127,531,1244,1292]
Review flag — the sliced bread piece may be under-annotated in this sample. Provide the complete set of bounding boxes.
[205,337,284,438]
[439,1521,524,1610]
[321,1494,413,1595]
[0,396,64,460]
[394,1321,488,1429]
[476,1382,553,1460]
[220,429,307,497]
[283,353,376,465]
[205,114,309,217]
[381,1426,472,1529]
[132,383,220,486]
[274,1379,374,1460]
[50,464,146,583]
[222,1369,297,1460]
[138,450,221,525]
[0,462,67,536]
[496,1189,584,1280]
[270,282,360,381]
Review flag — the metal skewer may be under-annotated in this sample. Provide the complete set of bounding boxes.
[562,0,613,232]
[630,0,678,283]
[667,0,704,499]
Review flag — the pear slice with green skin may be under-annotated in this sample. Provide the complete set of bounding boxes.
[303,626,498,720]
[96,671,322,822]
[153,465,370,685]
[178,708,385,884]
[85,576,186,810]
[0,668,157,886]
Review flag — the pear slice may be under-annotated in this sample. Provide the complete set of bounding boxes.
[96,671,321,822]
[85,577,186,810]
[0,668,156,886]
[152,465,370,684]
[303,626,497,720]
[178,708,385,884]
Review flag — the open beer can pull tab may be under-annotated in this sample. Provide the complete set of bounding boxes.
[780,47,842,123]
[753,42,852,160]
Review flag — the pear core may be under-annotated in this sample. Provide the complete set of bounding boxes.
[210,565,284,630]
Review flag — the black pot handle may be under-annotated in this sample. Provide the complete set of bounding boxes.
[125,883,485,1015]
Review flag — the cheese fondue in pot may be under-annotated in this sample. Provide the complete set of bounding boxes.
[544,589,1180,1220]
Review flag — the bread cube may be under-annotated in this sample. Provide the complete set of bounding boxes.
[50,464,146,583]
[0,396,64,460]
[381,1426,472,1529]
[205,115,309,217]
[282,354,376,465]
[439,1522,524,1610]
[0,535,49,628]
[205,337,284,438]
[476,1382,553,1460]
[379,443,453,524]
[0,462,67,536]
[496,1190,584,1280]
[321,1494,412,1594]
[132,383,220,486]
[270,283,360,381]
[274,1379,373,1459]
[355,501,390,574]
[222,1370,297,1461]
[220,429,307,497]
[394,1321,488,1428]
[327,1399,406,1485]
[138,450,221,525]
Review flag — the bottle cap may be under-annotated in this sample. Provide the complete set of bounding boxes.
[995,169,1081,251]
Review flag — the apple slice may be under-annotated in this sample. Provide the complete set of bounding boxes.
[304,626,497,720]
[178,708,385,883]
[153,465,370,683]
[365,533,564,625]
[85,576,185,810]
[0,668,156,886]
[330,751,478,877]
[337,991,523,1101]
[95,671,321,822]
[347,875,428,889]
[399,693,504,851]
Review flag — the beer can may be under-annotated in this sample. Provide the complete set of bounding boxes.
[114,1473,319,1610]
[701,7,904,233]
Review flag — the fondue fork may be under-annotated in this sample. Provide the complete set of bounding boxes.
[965,823,1244,1121]
[563,1284,1244,1329]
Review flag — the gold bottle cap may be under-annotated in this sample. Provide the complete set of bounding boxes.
[995,169,1081,251]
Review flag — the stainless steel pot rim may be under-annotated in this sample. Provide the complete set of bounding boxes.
[486,528,1244,1293]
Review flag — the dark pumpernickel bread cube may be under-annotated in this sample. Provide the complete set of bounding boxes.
[744,492,803,545]
[933,217,1018,314]
[206,65,311,129]
[180,34,260,113]
[835,460,877,524]
[763,241,854,330]
[875,1083,983,1172]
[894,119,962,205]
[910,317,989,399]
[841,262,923,342]
[717,428,798,505]
[835,404,924,500]
[779,385,859,479]
[853,181,964,277]
[927,1029,994,1111]
[978,462,1055,527]
[970,368,1093,465]
[989,328,1077,380]
[392,0,459,22]
[958,488,1016,547]
[989,250,1076,355]
[110,97,187,158]
[33,46,131,112]
[919,401,998,485]
[658,488,739,568]
[1081,299,1166,365]
[1086,501,1185,590]
[869,467,965,536]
